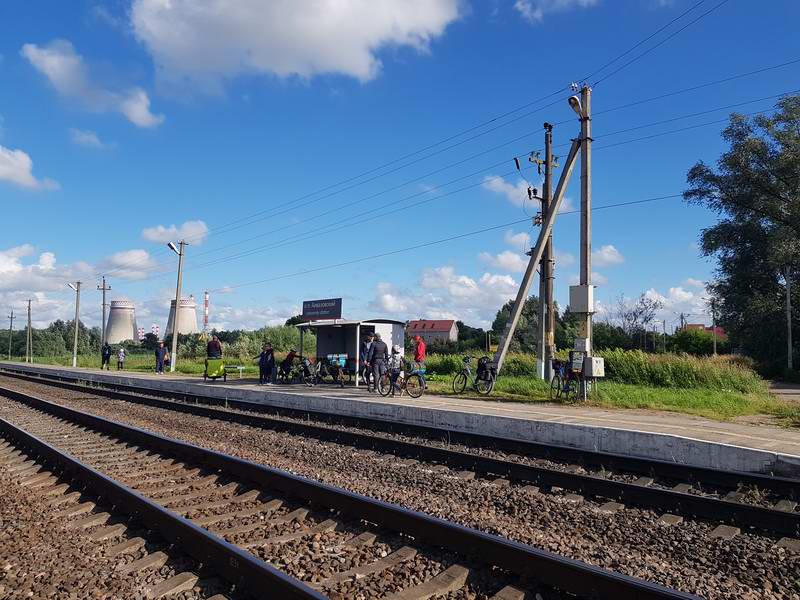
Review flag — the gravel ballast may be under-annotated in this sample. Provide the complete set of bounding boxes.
[1,377,798,599]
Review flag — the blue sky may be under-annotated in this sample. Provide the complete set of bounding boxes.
[1,0,798,333]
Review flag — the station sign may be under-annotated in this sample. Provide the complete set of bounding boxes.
[302,298,342,320]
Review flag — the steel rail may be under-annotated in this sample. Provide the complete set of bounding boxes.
[1,368,798,537]
[0,383,699,600]
[0,417,325,600]
[3,364,797,495]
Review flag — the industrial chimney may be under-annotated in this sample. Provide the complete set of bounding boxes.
[105,300,138,344]
[165,295,199,337]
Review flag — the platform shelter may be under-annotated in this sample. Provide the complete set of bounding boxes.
[296,318,405,387]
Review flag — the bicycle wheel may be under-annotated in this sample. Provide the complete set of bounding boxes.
[565,377,580,402]
[377,373,392,397]
[452,371,467,394]
[475,374,495,395]
[550,375,562,400]
[405,374,424,398]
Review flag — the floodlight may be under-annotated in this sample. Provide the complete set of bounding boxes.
[167,241,179,255]
[67,283,77,291]
[568,95,583,118]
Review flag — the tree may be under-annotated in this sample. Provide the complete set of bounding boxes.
[684,96,800,373]
[593,321,633,350]
[284,315,304,327]
[614,294,663,337]
[491,296,540,353]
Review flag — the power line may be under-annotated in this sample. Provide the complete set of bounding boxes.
[208,194,683,294]
[593,0,733,86]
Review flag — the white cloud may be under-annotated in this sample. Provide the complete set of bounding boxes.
[592,244,624,267]
[371,266,519,327]
[209,303,298,330]
[554,248,575,267]
[504,229,531,250]
[130,0,462,90]
[98,249,160,280]
[479,250,527,272]
[569,271,607,286]
[514,0,598,23]
[21,39,164,128]
[0,144,59,190]
[141,220,209,245]
[685,277,705,288]
[0,244,93,295]
[69,127,113,149]
[482,174,575,213]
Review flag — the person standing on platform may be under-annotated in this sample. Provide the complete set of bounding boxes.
[155,342,167,375]
[413,335,427,388]
[207,335,223,358]
[359,332,374,387]
[255,343,275,385]
[116,346,126,370]
[101,342,112,370]
[367,332,388,393]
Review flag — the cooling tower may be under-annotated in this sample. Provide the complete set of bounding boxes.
[165,296,199,337]
[105,300,138,344]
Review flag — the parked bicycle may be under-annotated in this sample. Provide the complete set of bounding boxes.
[314,355,351,388]
[279,356,316,387]
[376,362,425,398]
[452,355,495,395]
[549,353,583,401]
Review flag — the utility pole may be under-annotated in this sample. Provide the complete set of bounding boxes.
[6,309,13,360]
[543,123,556,381]
[710,299,718,356]
[68,282,81,368]
[168,240,187,373]
[25,300,32,363]
[787,266,794,372]
[662,319,667,353]
[97,276,111,345]
[579,85,593,354]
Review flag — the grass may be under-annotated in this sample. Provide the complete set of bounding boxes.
[10,353,800,425]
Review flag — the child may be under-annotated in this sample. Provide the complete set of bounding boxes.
[387,344,404,395]
[117,347,126,370]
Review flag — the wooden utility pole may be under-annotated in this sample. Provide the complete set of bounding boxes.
[6,309,13,360]
[97,276,111,345]
[26,299,32,363]
[787,266,794,372]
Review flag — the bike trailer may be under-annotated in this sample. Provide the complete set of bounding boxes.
[204,358,226,381]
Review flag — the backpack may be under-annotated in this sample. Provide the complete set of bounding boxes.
[476,356,491,380]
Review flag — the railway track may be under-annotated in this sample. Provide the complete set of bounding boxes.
[0,383,698,599]
[1,367,797,541]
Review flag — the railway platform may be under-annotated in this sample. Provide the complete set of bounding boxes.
[2,361,799,477]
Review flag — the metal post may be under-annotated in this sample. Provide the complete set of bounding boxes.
[579,86,593,357]
[355,324,360,388]
[6,309,13,360]
[26,299,32,363]
[710,300,718,356]
[71,282,81,368]
[98,276,111,345]
[543,123,555,381]
[493,137,581,373]
[787,266,794,372]
[170,241,186,373]
[662,319,667,353]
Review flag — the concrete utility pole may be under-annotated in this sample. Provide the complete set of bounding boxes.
[97,276,111,345]
[579,86,593,349]
[26,299,32,363]
[6,309,13,360]
[787,266,794,372]
[493,137,581,372]
[168,240,187,373]
[68,282,81,368]
[543,123,556,381]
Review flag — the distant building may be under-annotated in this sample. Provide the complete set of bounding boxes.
[407,319,458,343]
[684,323,728,341]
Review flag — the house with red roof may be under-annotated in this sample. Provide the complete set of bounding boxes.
[407,319,458,343]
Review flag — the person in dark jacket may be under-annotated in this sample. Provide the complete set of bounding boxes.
[154,342,168,374]
[101,342,112,370]
[366,333,389,392]
[207,335,223,358]
[359,332,374,386]
[254,343,275,385]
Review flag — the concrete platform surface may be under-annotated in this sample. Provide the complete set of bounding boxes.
[2,362,799,477]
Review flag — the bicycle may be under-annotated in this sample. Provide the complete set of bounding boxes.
[377,363,425,398]
[549,356,580,402]
[279,357,316,387]
[452,355,495,396]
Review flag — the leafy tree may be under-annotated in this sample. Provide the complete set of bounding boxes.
[685,96,800,374]
[491,296,540,353]
[593,321,634,350]
[284,315,305,327]
[672,329,728,356]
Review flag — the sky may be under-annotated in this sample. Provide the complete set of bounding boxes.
[1,0,799,335]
